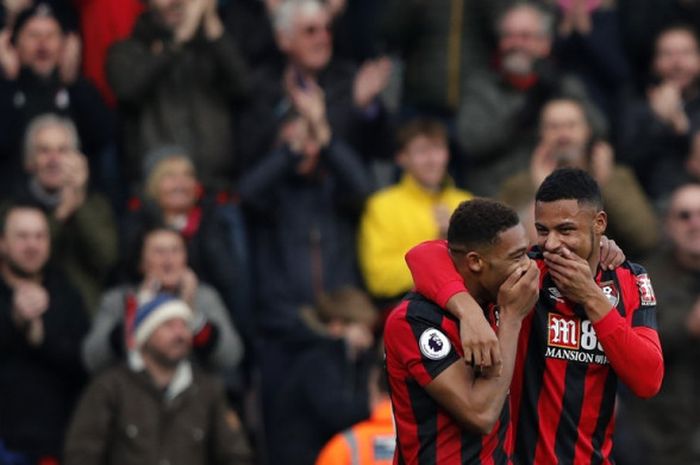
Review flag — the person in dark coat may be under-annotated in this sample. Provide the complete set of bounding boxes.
[106,0,250,190]
[10,113,118,312]
[65,294,254,465]
[236,0,392,172]
[238,54,373,448]
[618,24,700,202]
[269,287,379,465]
[122,147,253,343]
[0,2,114,198]
[616,183,700,465]
[0,202,88,463]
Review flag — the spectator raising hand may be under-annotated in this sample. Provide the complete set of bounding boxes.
[54,150,89,221]
[173,0,209,44]
[588,140,614,187]
[15,114,118,311]
[0,28,19,78]
[106,0,249,190]
[59,31,82,85]
[558,0,595,36]
[647,81,690,134]
[285,66,331,146]
[353,56,392,110]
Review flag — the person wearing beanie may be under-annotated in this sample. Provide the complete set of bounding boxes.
[64,294,255,465]
[82,226,244,376]
[121,146,254,346]
[131,293,192,350]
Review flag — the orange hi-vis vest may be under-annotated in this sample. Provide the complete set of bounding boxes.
[316,399,395,465]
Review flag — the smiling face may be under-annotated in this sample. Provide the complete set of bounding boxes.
[140,229,188,290]
[27,123,75,192]
[539,100,592,165]
[278,4,332,73]
[498,5,551,76]
[149,156,198,215]
[666,184,700,259]
[477,224,532,302]
[0,208,50,278]
[15,15,63,78]
[653,28,700,91]
[451,223,531,304]
[535,199,606,270]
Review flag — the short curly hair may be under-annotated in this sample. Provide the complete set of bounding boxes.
[447,198,520,250]
[535,168,602,209]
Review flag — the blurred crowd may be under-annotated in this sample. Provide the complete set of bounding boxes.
[0,0,699,464]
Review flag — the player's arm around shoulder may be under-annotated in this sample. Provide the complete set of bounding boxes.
[424,261,539,434]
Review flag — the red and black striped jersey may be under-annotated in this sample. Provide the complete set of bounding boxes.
[405,240,664,465]
[509,253,661,465]
[384,292,511,465]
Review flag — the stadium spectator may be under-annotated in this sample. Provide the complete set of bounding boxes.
[237,0,392,171]
[619,24,700,201]
[82,226,244,375]
[315,360,395,465]
[358,118,471,303]
[106,0,250,190]
[122,147,254,344]
[270,287,379,465]
[619,182,700,465]
[454,2,604,196]
[500,97,658,259]
[238,49,373,447]
[13,113,118,312]
[65,294,254,465]
[0,2,114,197]
[552,0,630,124]
[72,0,143,106]
[223,0,282,71]
[0,203,88,462]
[382,0,503,122]
[684,127,700,183]
[618,0,700,88]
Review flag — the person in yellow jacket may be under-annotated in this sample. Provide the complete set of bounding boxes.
[358,118,472,300]
[315,395,395,465]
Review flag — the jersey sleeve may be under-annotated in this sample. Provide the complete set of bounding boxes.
[593,263,664,399]
[385,307,460,387]
[405,240,467,308]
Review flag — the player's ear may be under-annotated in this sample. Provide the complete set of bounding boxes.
[593,210,607,236]
[465,251,483,273]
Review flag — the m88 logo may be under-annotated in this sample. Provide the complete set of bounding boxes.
[547,313,603,352]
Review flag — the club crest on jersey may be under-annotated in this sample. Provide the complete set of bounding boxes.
[419,328,451,360]
[599,281,619,307]
[636,273,656,306]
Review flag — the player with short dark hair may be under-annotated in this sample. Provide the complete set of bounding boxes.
[535,167,603,208]
[447,198,520,248]
[384,198,540,465]
[405,168,664,465]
